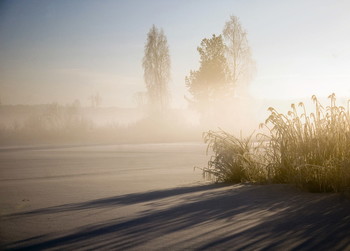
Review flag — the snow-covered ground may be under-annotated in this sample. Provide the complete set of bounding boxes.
[1,143,350,250]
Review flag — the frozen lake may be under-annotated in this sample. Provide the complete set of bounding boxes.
[0,143,208,212]
[0,143,210,248]
[1,143,350,250]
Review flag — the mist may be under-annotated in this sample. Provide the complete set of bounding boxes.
[1,1,350,146]
[1,1,350,250]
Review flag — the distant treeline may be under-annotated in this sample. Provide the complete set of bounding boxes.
[0,104,143,127]
[0,103,201,146]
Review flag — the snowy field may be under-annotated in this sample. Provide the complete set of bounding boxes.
[1,143,350,250]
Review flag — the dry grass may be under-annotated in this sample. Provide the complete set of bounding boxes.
[202,94,350,192]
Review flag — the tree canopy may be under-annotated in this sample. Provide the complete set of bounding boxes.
[185,34,230,112]
[186,16,255,119]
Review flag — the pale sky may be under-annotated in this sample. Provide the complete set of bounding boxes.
[1,0,350,107]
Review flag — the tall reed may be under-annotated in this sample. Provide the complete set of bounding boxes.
[203,94,350,192]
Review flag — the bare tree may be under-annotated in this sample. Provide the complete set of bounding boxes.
[133,91,148,109]
[94,92,102,107]
[142,25,171,115]
[223,16,255,96]
[88,93,102,108]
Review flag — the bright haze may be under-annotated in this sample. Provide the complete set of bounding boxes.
[1,0,349,108]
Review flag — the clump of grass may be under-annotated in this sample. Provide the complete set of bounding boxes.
[203,94,350,192]
[202,131,268,183]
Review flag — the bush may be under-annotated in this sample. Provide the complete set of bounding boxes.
[202,94,350,192]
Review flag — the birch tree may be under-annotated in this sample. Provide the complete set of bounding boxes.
[223,16,255,96]
[142,25,171,115]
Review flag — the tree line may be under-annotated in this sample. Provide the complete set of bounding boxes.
[142,15,255,121]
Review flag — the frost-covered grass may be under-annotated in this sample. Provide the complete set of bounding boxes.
[202,94,350,192]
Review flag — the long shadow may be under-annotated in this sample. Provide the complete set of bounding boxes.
[9,183,229,217]
[6,184,350,250]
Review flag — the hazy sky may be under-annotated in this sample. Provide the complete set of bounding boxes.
[1,0,350,107]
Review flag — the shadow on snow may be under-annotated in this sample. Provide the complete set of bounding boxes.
[6,184,350,250]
